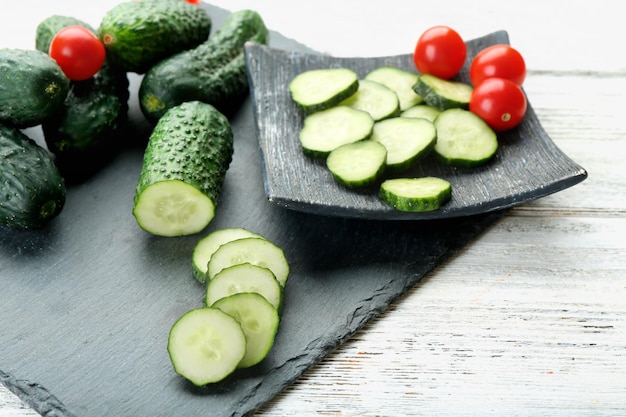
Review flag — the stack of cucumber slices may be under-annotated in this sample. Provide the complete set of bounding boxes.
[289,66,499,213]
[167,227,289,386]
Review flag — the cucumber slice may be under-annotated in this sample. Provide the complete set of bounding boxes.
[167,307,246,386]
[380,177,452,212]
[364,66,423,110]
[205,263,283,312]
[326,140,387,188]
[401,104,441,122]
[289,67,358,113]
[207,237,290,287]
[413,73,473,110]
[371,117,437,171]
[299,106,374,158]
[339,79,400,121]
[213,293,280,368]
[192,228,265,285]
[434,108,498,167]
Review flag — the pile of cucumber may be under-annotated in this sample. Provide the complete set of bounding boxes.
[0,0,268,232]
[289,66,499,213]
[169,228,289,385]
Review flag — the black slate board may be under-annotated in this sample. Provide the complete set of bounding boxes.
[0,4,503,417]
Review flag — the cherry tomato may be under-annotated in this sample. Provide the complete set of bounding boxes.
[49,25,106,81]
[469,77,527,132]
[413,26,467,79]
[470,44,526,86]
[183,0,201,4]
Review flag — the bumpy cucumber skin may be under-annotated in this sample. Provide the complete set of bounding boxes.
[35,16,130,183]
[134,101,233,213]
[0,124,66,229]
[0,49,69,128]
[98,0,212,73]
[139,9,268,123]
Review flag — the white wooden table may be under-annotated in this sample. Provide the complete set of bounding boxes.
[2,1,624,416]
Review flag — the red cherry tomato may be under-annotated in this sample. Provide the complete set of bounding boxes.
[183,0,201,4]
[470,44,526,86]
[469,77,527,132]
[413,26,467,79]
[49,25,106,81]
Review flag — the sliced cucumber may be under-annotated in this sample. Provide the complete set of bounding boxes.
[326,140,387,188]
[299,106,374,158]
[132,101,233,237]
[192,227,264,285]
[289,67,359,114]
[401,104,441,122]
[380,177,452,212]
[371,117,437,171]
[413,73,473,110]
[339,79,400,121]
[167,307,246,386]
[364,66,423,110]
[205,263,283,312]
[434,108,498,167]
[207,236,290,287]
[213,292,280,368]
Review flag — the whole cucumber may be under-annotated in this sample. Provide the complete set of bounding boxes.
[0,49,69,128]
[98,0,212,73]
[139,9,268,123]
[0,123,66,229]
[35,14,130,183]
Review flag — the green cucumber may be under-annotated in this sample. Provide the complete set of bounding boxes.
[35,15,130,183]
[192,227,265,285]
[0,48,69,128]
[0,123,66,229]
[167,307,246,386]
[207,237,290,287]
[132,101,233,237]
[401,104,441,122]
[364,66,423,111]
[371,117,437,171]
[35,15,96,52]
[433,108,498,167]
[139,9,268,123]
[213,292,280,368]
[205,263,284,312]
[299,106,374,158]
[98,0,212,73]
[339,79,400,121]
[289,67,359,114]
[380,177,452,212]
[326,140,387,188]
[413,73,473,110]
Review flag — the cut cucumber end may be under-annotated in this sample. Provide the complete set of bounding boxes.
[133,180,215,237]
[167,307,246,386]
[380,177,452,212]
